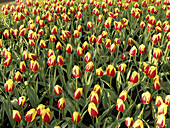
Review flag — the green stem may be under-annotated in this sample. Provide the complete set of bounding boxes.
[138,104,146,119]
[76,78,78,89]
[109,77,112,106]
[96,116,100,128]
[116,111,120,120]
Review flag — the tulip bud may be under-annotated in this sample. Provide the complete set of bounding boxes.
[74,30,80,38]
[106,65,116,77]
[156,114,166,128]
[40,39,47,48]
[151,34,158,44]
[139,44,146,53]
[155,96,163,107]
[140,21,145,29]
[146,66,157,78]
[14,71,22,81]
[89,35,96,43]
[125,117,133,127]
[114,21,122,31]
[164,95,170,106]
[119,90,128,102]
[25,109,37,122]
[4,79,14,92]
[121,53,127,60]
[153,80,161,90]
[101,31,108,38]
[57,55,64,66]
[153,48,162,59]
[47,55,56,66]
[141,91,151,104]
[73,65,81,78]
[118,63,127,73]
[95,67,104,76]
[29,40,35,46]
[54,85,63,95]
[56,42,62,50]
[84,52,91,63]
[82,41,89,50]
[3,29,10,38]
[76,25,82,32]
[142,62,149,74]
[114,38,121,46]
[97,15,103,22]
[129,46,137,56]
[13,110,22,122]
[41,108,51,122]
[62,30,72,39]
[0,39,2,48]
[92,84,101,95]
[57,97,66,109]
[132,119,144,128]
[48,49,54,58]
[85,62,94,72]
[73,88,83,99]
[105,39,111,47]
[18,96,26,106]
[130,71,139,83]
[29,53,37,60]
[76,11,82,19]
[36,104,45,115]
[72,112,81,123]
[158,103,168,116]
[3,51,12,67]
[88,102,98,117]
[66,44,72,53]
[116,99,125,112]
[50,35,57,42]
[30,60,39,71]
[167,41,170,49]
[90,91,100,104]
[128,38,134,46]
[109,43,116,53]
[87,21,93,29]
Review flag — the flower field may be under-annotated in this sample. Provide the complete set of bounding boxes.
[0,0,170,127]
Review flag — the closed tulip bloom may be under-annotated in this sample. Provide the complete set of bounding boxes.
[157,33,162,41]
[106,65,116,77]
[125,117,133,127]
[129,46,137,56]
[57,97,66,109]
[23,50,29,60]
[141,91,151,104]
[25,109,37,122]
[51,26,58,35]
[105,39,111,47]
[97,15,103,22]
[153,48,162,59]
[36,104,45,115]
[1,48,7,57]
[92,84,101,95]
[90,91,100,104]
[76,11,82,19]
[101,31,108,38]
[73,65,81,78]
[151,34,158,44]
[156,114,166,128]
[158,103,168,116]
[54,85,63,95]
[146,66,157,78]
[140,21,145,28]
[114,21,122,31]
[96,35,103,44]
[73,88,83,99]
[128,38,134,46]
[14,29,19,37]
[139,44,146,53]
[30,60,39,71]
[130,71,139,83]
[72,112,81,123]
[153,80,161,90]
[56,42,62,50]
[132,119,144,128]
[74,30,80,38]
[41,108,51,122]
[29,53,37,60]
[66,44,72,53]
[57,55,64,66]
[13,110,22,122]
[167,41,170,49]
[164,25,170,33]
[14,71,22,81]
[47,55,56,66]
[109,43,116,53]
[4,29,10,38]
[88,102,98,117]
[89,35,96,43]
[19,28,26,36]
[155,96,163,107]
[85,62,94,72]
[155,26,162,33]
[96,67,104,76]
[118,63,127,73]
[40,39,47,48]
[82,41,89,50]
[18,96,26,106]
[48,15,53,23]
[165,10,170,18]
[50,35,57,42]
[29,40,35,46]
[142,62,149,74]
[39,20,45,27]
[119,90,128,102]
[48,49,54,58]
[84,52,91,63]
[121,53,127,60]
[87,21,93,29]
[62,30,72,39]
[148,16,156,25]
[76,25,82,32]
[4,79,14,92]
[114,38,121,46]
[3,52,12,67]
[116,99,125,112]
[164,95,170,106]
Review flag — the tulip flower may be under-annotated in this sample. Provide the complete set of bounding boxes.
[106,65,116,77]
[132,119,144,128]
[87,21,93,29]
[29,53,37,60]
[3,52,12,67]
[18,96,26,106]
[3,29,10,38]
[51,26,58,34]
[114,38,121,46]
[85,62,94,72]
[84,52,91,63]
[153,48,162,59]
[116,99,125,112]
[155,96,163,107]
[142,62,149,74]
[36,104,45,115]
[156,114,166,128]
[57,55,64,66]
[141,91,151,104]
[62,30,72,39]
[90,91,100,104]
[56,42,62,50]
[146,66,157,78]
[4,79,14,92]
[48,49,54,58]
[30,60,39,71]
[13,110,22,122]
[25,109,37,122]
[88,102,98,117]
[153,80,161,90]
[41,108,51,122]
[14,71,22,81]
[158,103,168,116]
[119,90,128,102]
[96,67,104,77]
[121,54,127,60]
[40,39,47,48]
[47,55,56,67]
[105,39,111,47]
[74,30,80,38]
[164,95,170,106]
[139,44,146,53]
[89,35,96,43]
[129,46,137,56]
[118,63,127,73]
[92,84,101,95]
[82,41,89,50]
[125,117,133,127]
[139,21,145,28]
[96,35,103,44]
[151,34,158,44]
[109,43,116,53]
[76,11,82,19]
[66,44,72,53]
[54,85,63,95]
[57,97,66,109]
[76,25,82,32]
[73,88,83,99]
[50,35,57,42]
[72,112,81,123]
[130,71,139,83]
[0,39,2,48]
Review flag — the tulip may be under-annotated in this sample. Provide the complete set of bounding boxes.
[50,35,57,42]
[121,54,127,60]
[25,109,37,122]
[88,102,98,117]
[41,108,51,122]
[90,91,100,104]
[141,91,151,104]
[158,103,168,116]
[151,34,158,44]
[23,50,29,60]
[97,15,103,22]
[119,90,128,102]
[106,65,116,77]
[74,30,80,38]
[156,114,166,128]
[3,29,10,38]
[118,63,127,73]
[129,46,137,56]
[155,96,163,107]
[153,80,161,90]
[146,66,157,78]
[109,43,116,53]
[72,112,81,123]
[13,110,22,122]
[89,35,96,43]
[57,97,66,109]
[104,39,111,48]
[164,95,170,106]
[76,11,82,19]
[4,79,14,92]
[66,44,72,53]
[73,88,83,99]
[29,53,37,60]
[3,52,12,67]
[36,104,45,115]
[85,61,94,72]
[18,96,26,106]
[30,60,39,71]
[40,39,47,48]
[57,55,64,66]
[76,25,82,32]
[82,41,89,50]
[147,24,153,31]
[54,85,63,95]
[62,30,72,39]
[87,21,93,29]
[139,44,146,53]
[153,48,162,59]
[84,52,91,63]
[47,55,56,66]
[14,29,19,37]
[48,49,54,58]
[39,20,45,27]
[157,33,162,41]
[125,117,133,127]
[142,62,149,74]
[92,84,101,95]
[130,71,139,83]
[56,42,62,50]
[14,71,22,81]
[95,67,104,77]
[101,31,108,38]
[132,119,144,128]
[139,21,145,28]
[29,40,35,46]
[116,99,125,112]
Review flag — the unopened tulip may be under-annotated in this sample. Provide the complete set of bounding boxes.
[106,65,116,77]
[77,47,83,57]
[156,114,166,128]
[51,26,58,35]
[139,44,146,53]
[57,97,66,109]
[41,108,51,122]
[48,49,54,58]
[54,85,63,95]
[121,54,127,60]
[74,30,80,38]
[73,65,81,78]
[90,91,100,104]
[47,55,56,66]
[109,43,116,53]
[96,67,104,76]
[142,62,149,74]
[14,71,22,81]
[84,52,91,63]
[4,79,14,92]
[119,90,128,102]
[4,29,10,38]
[141,91,151,104]
[92,84,101,95]
[36,104,45,115]
[89,35,96,43]
[132,119,144,128]
[146,66,157,78]
[85,62,94,72]
[56,42,62,50]
[57,55,64,66]
[129,46,137,56]
[130,71,139,83]
[72,112,81,123]
[153,80,161,90]
[30,60,39,71]
[164,95,170,106]
[40,39,47,48]
[116,99,125,112]
[87,21,93,29]
[50,35,57,42]
[73,88,83,99]
[25,109,37,122]
[29,53,37,60]
[155,96,163,107]
[18,96,26,106]
[82,41,89,50]
[13,110,22,122]
[118,63,127,73]
[88,102,98,117]
[153,48,162,59]
[125,117,133,127]
[105,39,111,47]
[158,103,167,116]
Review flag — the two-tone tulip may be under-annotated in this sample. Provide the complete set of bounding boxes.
[56,42,62,50]
[29,53,37,60]
[90,91,100,104]
[146,66,157,78]
[51,26,58,35]
[153,48,162,59]
[88,102,98,117]
[85,62,94,72]
[116,99,125,112]
[140,21,145,29]
[25,109,37,122]
[13,110,22,122]
[132,119,144,128]
[153,80,161,90]
[57,97,66,109]
[4,79,14,92]
[72,112,81,123]
[30,60,39,71]
[73,65,81,78]
[82,41,88,50]
[3,52,12,67]
[118,63,127,73]
[164,95,170,106]
[125,117,133,127]
[142,62,149,74]
[92,84,101,95]
[3,29,10,38]
[50,35,57,42]
[121,54,127,60]
[74,30,80,38]
[119,90,128,102]
[105,39,111,47]
[155,96,163,107]
[129,46,137,56]
[96,67,104,77]
[141,91,151,104]
[139,44,146,53]
[89,35,96,43]
[73,88,83,99]
[106,65,116,77]
[47,55,56,66]
[158,103,168,116]
[36,104,45,115]
[40,39,47,48]
[54,85,63,95]
[109,43,116,53]
[84,52,91,63]
[87,21,93,29]
[66,44,72,53]
[18,96,26,106]
[130,71,139,83]
[41,108,51,122]
[156,114,166,128]
[14,71,22,81]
